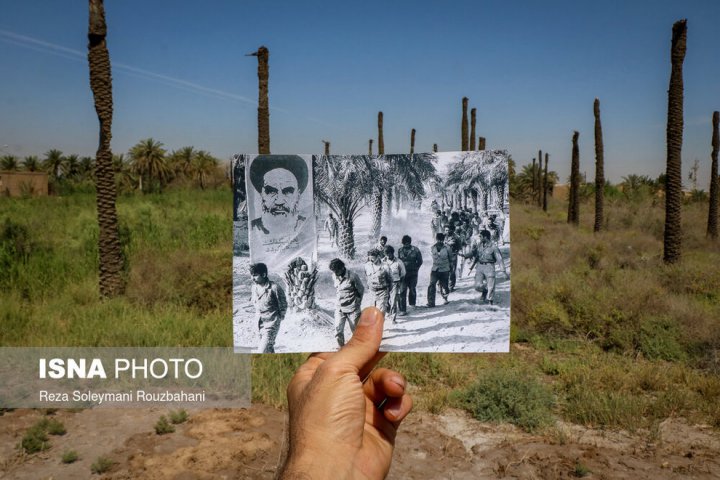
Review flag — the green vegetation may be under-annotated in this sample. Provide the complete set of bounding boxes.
[19,417,66,453]
[169,409,189,424]
[154,415,175,435]
[90,456,115,474]
[1,185,719,434]
[61,450,79,464]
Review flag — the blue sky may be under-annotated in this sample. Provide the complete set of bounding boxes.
[0,0,718,186]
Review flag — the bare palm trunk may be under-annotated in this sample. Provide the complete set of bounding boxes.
[410,128,416,154]
[478,137,486,150]
[369,139,373,156]
[251,46,270,154]
[532,157,537,199]
[664,19,687,263]
[470,108,476,150]
[537,152,543,207]
[461,97,469,151]
[568,131,580,225]
[594,98,605,232]
[433,143,438,153]
[543,153,549,212]
[707,111,719,239]
[378,111,384,156]
[88,0,125,297]
[323,140,330,155]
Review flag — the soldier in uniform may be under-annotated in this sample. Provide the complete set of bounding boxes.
[328,258,365,347]
[364,249,391,313]
[383,245,406,323]
[426,233,452,307]
[443,225,462,291]
[469,230,509,305]
[397,235,423,314]
[250,262,287,353]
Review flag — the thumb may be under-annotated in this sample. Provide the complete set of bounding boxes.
[329,307,384,372]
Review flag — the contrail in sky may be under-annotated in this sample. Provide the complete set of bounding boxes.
[0,29,272,110]
[0,28,343,130]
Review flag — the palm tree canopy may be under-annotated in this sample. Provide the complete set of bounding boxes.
[43,149,64,177]
[1,155,19,171]
[314,155,378,222]
[22,155,40,172]
[129,138,168,181]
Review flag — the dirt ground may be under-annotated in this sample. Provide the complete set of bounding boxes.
[2,406,719,479]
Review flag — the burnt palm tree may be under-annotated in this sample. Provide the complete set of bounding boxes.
[568,131,580,225]
[594,98,605,232]
[461,97,469,151]
[542,153,549,211]
[322,140,330,155]
[537,151,543,207]
[433,143,438,153]
[531,157,537,199]
[664,20,687,263]
[315,155,378,258]
[368,139,373,155]
[371,112,385,237]
[88,0,124,297]
[249,46,270,154]
[478,137,486,150]
[470,108,477,151]
[410,129,416,154]
[708,111,719,239]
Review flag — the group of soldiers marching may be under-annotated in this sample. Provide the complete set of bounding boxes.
[250,202,508,352]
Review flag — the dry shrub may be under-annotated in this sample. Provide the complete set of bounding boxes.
[126,250,230,313]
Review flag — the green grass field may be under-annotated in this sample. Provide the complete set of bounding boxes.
[1,188,719,432]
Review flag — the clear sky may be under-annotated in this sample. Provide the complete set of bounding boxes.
[1,0,718,186]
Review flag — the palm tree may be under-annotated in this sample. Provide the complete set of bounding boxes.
[78,156,95,180]
[371,112,385,237]
[708,111,719,239]
[1,155,19,171]
[537,151,543,207]
[129,138,168,192]
[433,143,438,153]
[543,153,549,211]
[249,46,270,154]
[410,129,416,154]
[88,0,124,297]
[322,140,330,155]
[568,131,580,225]
[470,108,477,151]
[461,97,469,151]
[192,150,219,190]
[64,154,80,180]
[389,153,438,211]
[368,139,373,156]
[43,149,64,178]
[531,157,537,198]
[315,155,379,258]
[169,146,196,180]
[664,19,687,263]
[22,155,40,172]
[478,137,486,150]
[594,98,605,232]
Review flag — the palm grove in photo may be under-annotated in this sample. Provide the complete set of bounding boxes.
[233,151,511,353]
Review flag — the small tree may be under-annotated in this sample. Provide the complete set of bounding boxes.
[594,98,605,232]
[708,111,719,239]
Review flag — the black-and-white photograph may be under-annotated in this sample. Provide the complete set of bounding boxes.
[233,151,510,353]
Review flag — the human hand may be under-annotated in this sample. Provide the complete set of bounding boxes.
[279,307,412,479]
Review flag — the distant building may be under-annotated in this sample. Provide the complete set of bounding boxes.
[0,171,49,197]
